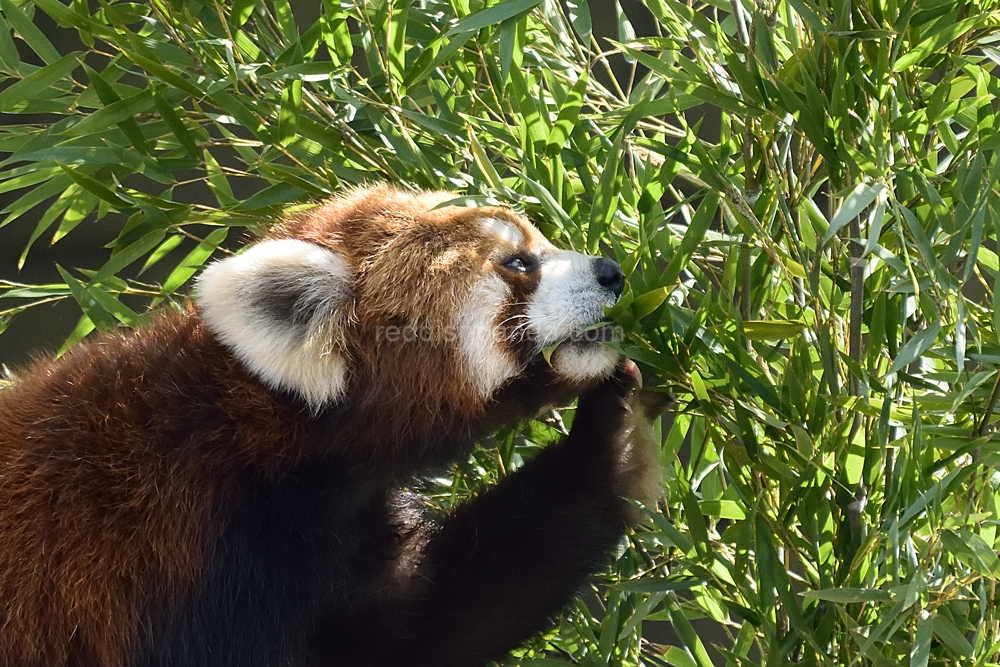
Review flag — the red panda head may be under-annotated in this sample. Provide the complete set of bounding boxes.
[195,186,623,427]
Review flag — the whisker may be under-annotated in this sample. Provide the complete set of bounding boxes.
[497,314,530,327]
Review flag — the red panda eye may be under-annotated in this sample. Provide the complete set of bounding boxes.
[502,255,535,273]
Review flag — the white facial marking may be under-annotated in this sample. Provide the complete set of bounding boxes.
[526,249,616,346]
[195,239,352,409]
[456,273,520,398]
[521,248,623,382]
[551,343,619,383]
[482,217,525,247]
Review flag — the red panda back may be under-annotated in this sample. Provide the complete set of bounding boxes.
[0,311,312,666]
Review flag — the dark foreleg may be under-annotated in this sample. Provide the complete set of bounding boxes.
[358,365,650,666]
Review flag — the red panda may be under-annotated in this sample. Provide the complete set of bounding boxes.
[0,185,664,667]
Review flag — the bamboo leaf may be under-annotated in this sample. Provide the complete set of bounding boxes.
[89,230,166,286]
[0,51,80,112]
[161,228,228,295]
[662,194,718,286]
[802,588,893,603]
[1,0,60,64]
[56,264,116,331]
[545,72,586,156]
[445,0,543,37]
[277,78,302,144]
[0,13,22,73]
[564,0,590,42]
[894,16,982,71]
[58,163,131,210]
[823,182,885,246]
[886,321,941,377]
[743,320,807,340]
[152,87,200,158]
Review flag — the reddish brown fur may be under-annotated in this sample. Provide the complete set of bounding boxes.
[0,308,410,666]
[0,315,222,666]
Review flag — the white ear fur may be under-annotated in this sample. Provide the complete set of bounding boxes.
[195,239,353,409]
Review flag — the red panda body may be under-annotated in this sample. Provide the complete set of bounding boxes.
[0,187,658,667]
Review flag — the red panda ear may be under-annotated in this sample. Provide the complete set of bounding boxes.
[195,239,353,408]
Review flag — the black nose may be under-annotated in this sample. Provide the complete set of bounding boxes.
[593,258,624,297]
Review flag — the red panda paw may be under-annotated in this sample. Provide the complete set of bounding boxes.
[568,360,672,525]
[615,387,673,524]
